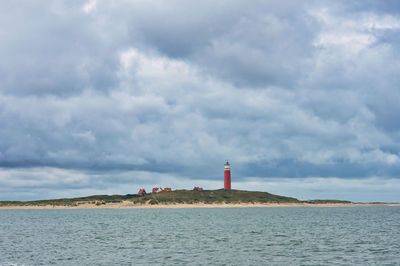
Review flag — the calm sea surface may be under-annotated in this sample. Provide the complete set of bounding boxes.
[0,206,399,265]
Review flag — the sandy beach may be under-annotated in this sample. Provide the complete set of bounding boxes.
[1,201,399,209]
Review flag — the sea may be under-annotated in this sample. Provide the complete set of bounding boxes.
[0,206,399,265]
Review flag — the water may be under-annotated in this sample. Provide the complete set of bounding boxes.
[1,206,399,265]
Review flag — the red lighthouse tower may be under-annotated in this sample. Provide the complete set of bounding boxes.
[224,161,231,190]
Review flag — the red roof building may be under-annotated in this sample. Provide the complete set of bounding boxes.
[138,189,147,196]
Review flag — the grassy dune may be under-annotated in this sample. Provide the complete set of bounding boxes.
[132,189,301,205]
[0,189,353,207]
[313,199,352,204]
[0,194,139,207]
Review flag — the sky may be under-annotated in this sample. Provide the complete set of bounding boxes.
[1,0,400,202]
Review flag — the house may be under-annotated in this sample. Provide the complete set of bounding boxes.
[193,187,203,191]
[138,189,147,196]
[152,187,172,193]
[152,187,165,193]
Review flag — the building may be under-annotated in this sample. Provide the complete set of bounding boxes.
[152,187,161,193]
[138,188,147,196]
[193,187,203,191]
[152,187,172,193]
[224,161,231,190]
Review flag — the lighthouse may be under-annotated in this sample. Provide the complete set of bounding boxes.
[224,161,231,190]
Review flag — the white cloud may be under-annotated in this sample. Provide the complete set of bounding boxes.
[312,8,400,53]
[82,0,97,13]
[1,166,399,202]
[235,177,400,203]
[0,167,90,188]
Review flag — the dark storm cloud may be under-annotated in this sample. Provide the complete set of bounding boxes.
[1,0,400,201]
[0,1,119,96]
[116,0,318,87]
[336,0,400,16]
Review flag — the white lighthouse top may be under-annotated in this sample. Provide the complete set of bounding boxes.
[224,160,230,170]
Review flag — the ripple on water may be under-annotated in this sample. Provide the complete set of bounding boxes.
[0,207,400,265]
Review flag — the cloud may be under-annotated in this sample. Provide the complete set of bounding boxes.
[82,0,97,13]
[0,1,119,96]
[236,176,400,203]
[0,1,400,201]
[1,167,399,202]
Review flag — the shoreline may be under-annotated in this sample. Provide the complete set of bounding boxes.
[1,201,399,209]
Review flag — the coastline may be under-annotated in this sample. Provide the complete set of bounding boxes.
[1,201,399,209]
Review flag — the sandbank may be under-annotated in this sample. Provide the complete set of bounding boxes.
[1,201,399,209]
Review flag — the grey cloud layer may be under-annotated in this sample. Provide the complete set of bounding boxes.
[1,0,400,200]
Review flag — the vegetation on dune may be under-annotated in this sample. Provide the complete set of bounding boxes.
[0,190,355,207]
[130,189,301,205]
[0,194,139,207]
[313,199,352,204]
